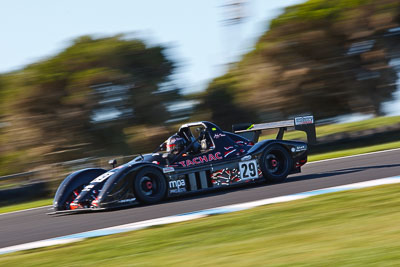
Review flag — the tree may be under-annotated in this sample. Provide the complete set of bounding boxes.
[201,0,400,122]
[0,34,179,169]
[196,73,255,130]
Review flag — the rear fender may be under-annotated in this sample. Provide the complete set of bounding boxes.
[53,168,107,211]
[249,140,306,155]
[248,140,308,171]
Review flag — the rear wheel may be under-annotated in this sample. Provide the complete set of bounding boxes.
[260,144,292,183]
[133,167,167,204]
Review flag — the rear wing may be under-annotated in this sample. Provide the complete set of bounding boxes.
[232,115,316,144]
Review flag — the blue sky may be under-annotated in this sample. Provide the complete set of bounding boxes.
[0,0,304,93]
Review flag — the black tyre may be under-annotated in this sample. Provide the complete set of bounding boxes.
[260,144,293,183]
[133,167,167,204]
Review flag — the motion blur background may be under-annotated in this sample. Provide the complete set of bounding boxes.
[1,0,400,190]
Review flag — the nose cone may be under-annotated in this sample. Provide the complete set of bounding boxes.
[70,202,83,210]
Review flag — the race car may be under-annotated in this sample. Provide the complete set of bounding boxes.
[52,116,316,213]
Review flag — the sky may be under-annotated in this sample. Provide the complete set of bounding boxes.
[1,0,399,116]
[0,0,304,93]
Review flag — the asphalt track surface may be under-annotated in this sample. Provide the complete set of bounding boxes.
[1,149,400,249]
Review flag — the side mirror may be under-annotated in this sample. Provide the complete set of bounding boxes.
[108,159,117,168]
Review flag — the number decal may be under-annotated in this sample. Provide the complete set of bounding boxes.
[92,172,113,183]
[239,160,259,180]
[242,164,248,178]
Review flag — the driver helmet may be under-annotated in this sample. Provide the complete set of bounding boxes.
[166,134,186,154]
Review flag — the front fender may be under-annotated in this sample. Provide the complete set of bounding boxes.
[97,162,165,208]
[53,168,107,210]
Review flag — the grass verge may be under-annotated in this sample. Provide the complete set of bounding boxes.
[1,183,400,266]
[309,140,400,161]
[0,199,52,214]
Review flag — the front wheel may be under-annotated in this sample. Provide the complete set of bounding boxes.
[133,167,167,204]
[260,144,292,183]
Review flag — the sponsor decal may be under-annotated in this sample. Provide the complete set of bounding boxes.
[294,116,314,125]
[291,145,307,152]
[224,149,237,157]
[178,152,223,167]
[247,124,254,130]
[213,133,226,139]
[169,179,187,193]
[163,167,175,173]
[211,168,240,185]
[169,179,186,188]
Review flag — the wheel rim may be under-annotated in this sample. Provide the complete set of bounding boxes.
[265,150,287,176]
[139,175,158,196]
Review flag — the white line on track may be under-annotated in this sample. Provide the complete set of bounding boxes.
[0,205,52,217]
[1,175,400,255]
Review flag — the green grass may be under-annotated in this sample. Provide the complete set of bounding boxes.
[2,183,400,266]
[0,182,20,190]
[313,115,400,136]
[260,115,400,141]
[0,199,52,214]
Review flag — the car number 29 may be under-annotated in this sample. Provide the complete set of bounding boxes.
[239,160,258,180]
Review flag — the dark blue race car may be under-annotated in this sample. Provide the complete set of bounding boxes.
[52,116,316,213]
